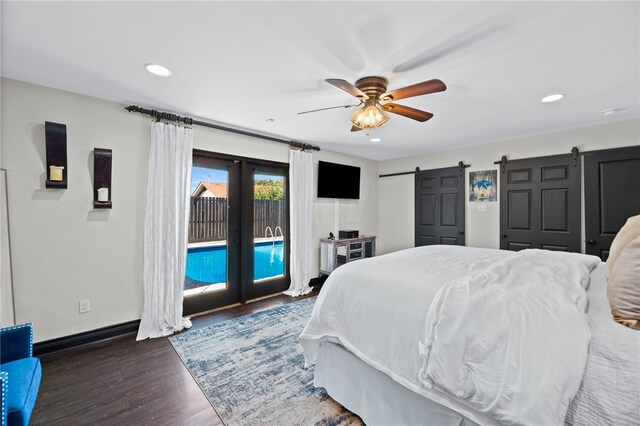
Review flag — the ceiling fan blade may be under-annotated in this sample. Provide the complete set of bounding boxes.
[393,23,507,74]
[326,79,369,100]
[297,103,361,115]
[351,125,363,132]
[380,79,446,102]
[381,103,434,122]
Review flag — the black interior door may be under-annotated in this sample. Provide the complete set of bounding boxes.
[585,146,640,260]
[415,166,465,246]
[500,153,581,252]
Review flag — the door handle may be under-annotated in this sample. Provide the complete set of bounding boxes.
[459,231,465,236]
[502,234,508,238]
[587,239,596,245]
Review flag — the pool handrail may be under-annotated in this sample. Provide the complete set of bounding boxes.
[274,226,284,261]
[274,226,283,243]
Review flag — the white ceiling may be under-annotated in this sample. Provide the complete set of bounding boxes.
[2,1,639,160]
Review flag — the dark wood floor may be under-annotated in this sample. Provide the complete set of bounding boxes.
[31,289,319,426]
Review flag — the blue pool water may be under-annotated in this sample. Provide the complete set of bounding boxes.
[185,241,284,285]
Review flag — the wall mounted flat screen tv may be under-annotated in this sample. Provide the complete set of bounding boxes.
[317,161,361,199]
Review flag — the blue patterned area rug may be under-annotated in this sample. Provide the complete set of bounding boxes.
[169,297,362,426]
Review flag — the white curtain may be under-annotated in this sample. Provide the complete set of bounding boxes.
[137,122,193,340]
[285,149,313,297]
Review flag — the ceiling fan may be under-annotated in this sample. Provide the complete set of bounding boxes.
[298,76,446,132]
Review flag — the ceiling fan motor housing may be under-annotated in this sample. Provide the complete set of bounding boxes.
[354,76,389,101]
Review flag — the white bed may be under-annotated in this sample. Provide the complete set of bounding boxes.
[300,245,640,426]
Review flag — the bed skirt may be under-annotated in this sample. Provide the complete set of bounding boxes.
[315,340,479,426]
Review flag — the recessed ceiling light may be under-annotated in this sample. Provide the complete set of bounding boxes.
[370,138,382,143]
[144,63,172,77]
[541,93,565,103]
[601,108,622,116]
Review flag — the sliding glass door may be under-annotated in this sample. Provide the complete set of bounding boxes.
[184,152,290,315]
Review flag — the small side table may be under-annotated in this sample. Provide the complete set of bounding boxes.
[319,236,376,274]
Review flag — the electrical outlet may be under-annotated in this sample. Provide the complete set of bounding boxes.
[79,299,90,314]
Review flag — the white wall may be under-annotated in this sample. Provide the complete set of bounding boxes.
[310,151,378,271]
[1,78,378,342]
[1,172,15,326]
[1,78,148,342]
[378,118,640,255]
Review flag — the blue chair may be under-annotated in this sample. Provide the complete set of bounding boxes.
[0,323,42,426]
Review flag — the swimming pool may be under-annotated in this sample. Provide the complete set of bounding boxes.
[185,240,284,288]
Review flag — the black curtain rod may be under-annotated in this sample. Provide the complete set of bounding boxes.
[125,105,321,152]
[379,161,470,178]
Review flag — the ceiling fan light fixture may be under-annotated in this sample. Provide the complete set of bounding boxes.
[350,104,389,129]
[303,76,445,132]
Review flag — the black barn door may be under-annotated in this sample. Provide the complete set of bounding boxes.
[500,152,581,252]
[585,146,640,260]
[415,166,465,246]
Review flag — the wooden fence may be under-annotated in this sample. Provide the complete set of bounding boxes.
[253,199,285,238]
[188,197,285,243]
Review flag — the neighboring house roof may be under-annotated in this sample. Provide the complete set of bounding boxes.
[192,181,228,198]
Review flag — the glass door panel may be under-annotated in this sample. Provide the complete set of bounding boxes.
[253,172,286,281]
[183,157,241,315]
[243,163,290,300]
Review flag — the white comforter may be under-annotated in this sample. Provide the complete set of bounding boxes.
[418,249,599,425]
[300,246,601,426]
